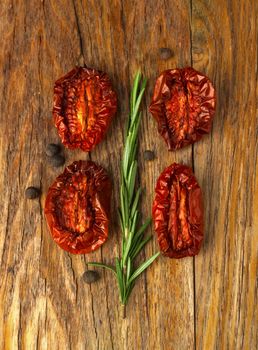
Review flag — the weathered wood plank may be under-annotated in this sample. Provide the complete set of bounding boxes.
[84,1,195,349]
[0,0,91,349]
[191,0,258,349]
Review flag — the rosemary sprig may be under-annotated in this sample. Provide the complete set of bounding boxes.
[88,71,160,316]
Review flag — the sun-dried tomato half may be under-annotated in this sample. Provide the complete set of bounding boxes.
[44,160,112,254]
[149,67,216,150]
[152,163,203,258]
[53,67,117,152]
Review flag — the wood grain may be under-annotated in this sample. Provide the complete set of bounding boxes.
[191,1,258,349]
[0,0,257,349]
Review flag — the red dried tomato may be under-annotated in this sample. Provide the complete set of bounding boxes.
[149,67,216,150]
[44,160,111,254]
[53,67,117,152]
[152,163,203,258]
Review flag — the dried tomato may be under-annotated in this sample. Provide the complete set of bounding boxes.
[44,160,112,254]
[53,67,117,152]
[149,67,216,150]
[152,163,203,258]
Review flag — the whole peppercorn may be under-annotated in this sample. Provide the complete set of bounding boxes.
[82,270,100,284]
[144,150,155,161]
[45,143,61,157]
[49,154,65,167]
[25,187,40,199]
[159,47,173,60]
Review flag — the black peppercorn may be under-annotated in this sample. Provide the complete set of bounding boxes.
[25,187,40,199]
[159,47,173,60]
[46,143,61,157]
[144,150,155,161]
[82,270,100,284]
[49,154,65,167]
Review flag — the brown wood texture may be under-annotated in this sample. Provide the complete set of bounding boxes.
[0,0,257,349]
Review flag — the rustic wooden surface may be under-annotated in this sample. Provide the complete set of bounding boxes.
[0,0,257,349]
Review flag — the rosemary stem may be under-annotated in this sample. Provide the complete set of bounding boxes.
[87,71,160,316]
[121,304,126,319]
[124,227,129,240]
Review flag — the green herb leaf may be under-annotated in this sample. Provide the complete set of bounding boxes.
[127,160,137,204]
[125,281,134,300]
[131,188,141,216]
[131,88,146,126]
[122,231,133,267]
[87,262,116,275]
[126,257,132,283]
[118,208,124,233]
[123,135,131,178]
[131,217,152,247]
[131,235,152,260]
[128,252,160,284]
[131,71,141,110]
[115,258,124,301]
[130,209,139,236]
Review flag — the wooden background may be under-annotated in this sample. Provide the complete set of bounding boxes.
[0,0,257,349]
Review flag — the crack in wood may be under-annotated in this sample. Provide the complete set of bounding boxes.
[17,302,22,348]
[72,0,85,64]
[0,191,12,269]
[189,2,197,350]
[89,283,99,349]
[36,311,40,350]
[101,248,114,350]
[67,254,78,302]
[238,244,246,349]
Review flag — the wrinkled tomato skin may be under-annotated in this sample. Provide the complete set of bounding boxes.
[152,163,203,258]
[44,160,111,254]
[149,67,216,150]
[53,66,117,152]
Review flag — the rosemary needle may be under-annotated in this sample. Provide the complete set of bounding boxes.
[88,71,160,315]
